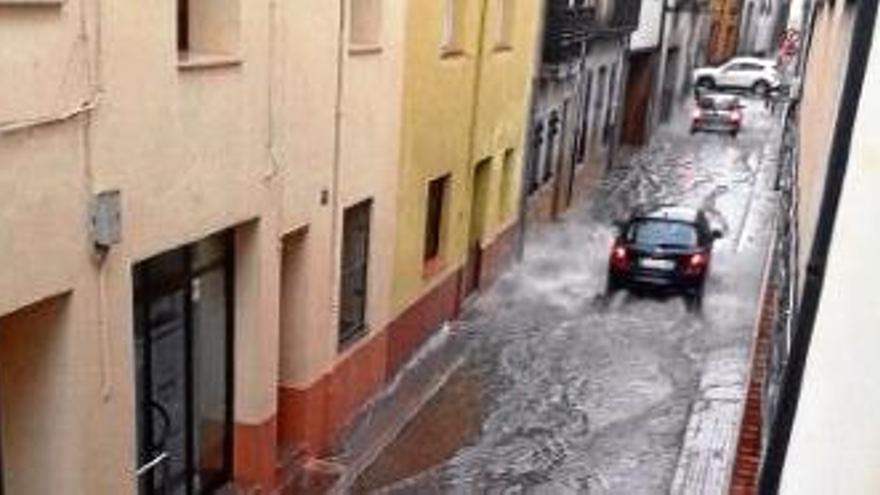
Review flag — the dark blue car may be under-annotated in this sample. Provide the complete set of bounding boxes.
[606,205,723,310]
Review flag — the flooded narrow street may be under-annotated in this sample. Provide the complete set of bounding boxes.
[352,100,782,494]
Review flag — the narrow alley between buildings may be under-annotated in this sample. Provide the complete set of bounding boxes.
[349,98,783,494]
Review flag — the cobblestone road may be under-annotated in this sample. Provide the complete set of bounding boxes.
[352,99,783,494]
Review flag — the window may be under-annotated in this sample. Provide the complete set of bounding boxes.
[595,66,607,115]
[604,64,617,145]
[499,149,516,220]
[527,123,544,195]
[178,0,189,52]
[495,0,516,50]
[177,0,241,63]
[339,200,372,347]
[442,0,466,54]
[424,175,449,262]
[350,0,382,46]
[627,220,698,247]
[577,71,593,164]
[543,112,560,183]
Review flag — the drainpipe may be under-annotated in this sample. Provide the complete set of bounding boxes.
[465,0,491,194]
[329,0,347,338]
[517,0,549,261]
[757,0,878,492]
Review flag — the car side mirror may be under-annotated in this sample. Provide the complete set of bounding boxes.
[712,230,724,240]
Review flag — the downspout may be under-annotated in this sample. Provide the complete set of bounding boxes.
[455,0,491,306]
[79,0,114,405]
[330,0,347,335]
[517,0,549,261]
[757,0,878,492]
[466,0,491,186]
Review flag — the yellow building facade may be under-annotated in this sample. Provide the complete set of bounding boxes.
[387,0,542,373]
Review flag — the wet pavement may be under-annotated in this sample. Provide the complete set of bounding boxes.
[353,99,783,494]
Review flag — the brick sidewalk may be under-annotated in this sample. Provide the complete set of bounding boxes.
[668,347,752,495]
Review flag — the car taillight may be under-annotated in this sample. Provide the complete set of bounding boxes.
[610,244,630,270]
[730,111,742,122]
[684,252,708,274]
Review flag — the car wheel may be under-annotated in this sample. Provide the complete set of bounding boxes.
[697,77,715,89]
[685,285,705,313]
[753,80,770,96]
[685,294,703,313]
[605,275,622,298]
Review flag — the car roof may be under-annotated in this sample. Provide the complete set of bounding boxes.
[728,57,776,66]
[701,92,738,100]
[632,205,701,223]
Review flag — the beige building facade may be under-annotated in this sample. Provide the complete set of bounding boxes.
[724,0,880,491]
[776,0,880,492]
[780,14,880,490]
[0,0,404,493]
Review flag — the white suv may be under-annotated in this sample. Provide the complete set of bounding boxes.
[693,57,781,94]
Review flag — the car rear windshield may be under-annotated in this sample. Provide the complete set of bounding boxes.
[698,97,737,110]
[628,220,698,247]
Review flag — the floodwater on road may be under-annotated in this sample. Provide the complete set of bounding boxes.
[354,100,783,494]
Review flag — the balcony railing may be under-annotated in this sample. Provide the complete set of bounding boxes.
[542,0,642,65]
[542,3,595,65]
[610,0,642,32]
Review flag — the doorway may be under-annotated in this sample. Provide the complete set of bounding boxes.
[133,231,234,495]
[0,295,70,495]
[621,52,654,145]
[464,159,491,298]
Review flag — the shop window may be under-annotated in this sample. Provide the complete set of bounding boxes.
[424,175,450,263]
[339,200,372,347]
[350,0,382,47]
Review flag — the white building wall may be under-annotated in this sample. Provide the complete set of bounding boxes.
[780,14,880,495]
[631,0,664,50]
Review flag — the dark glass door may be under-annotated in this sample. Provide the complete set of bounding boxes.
[134,233,233,495]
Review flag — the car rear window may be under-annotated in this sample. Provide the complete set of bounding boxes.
[699,96,737,110]
[628,220,698,247]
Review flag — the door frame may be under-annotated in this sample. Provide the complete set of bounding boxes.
[464,159,492,298]
[133,233,236,495]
